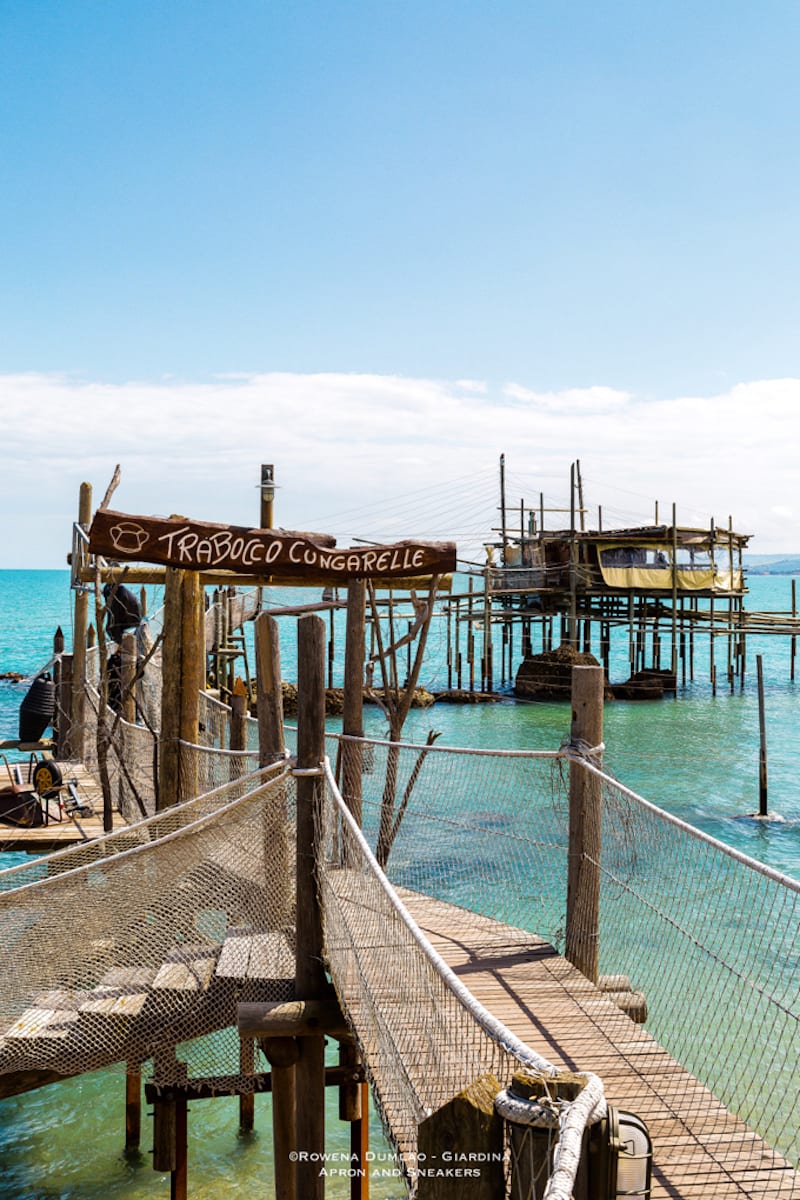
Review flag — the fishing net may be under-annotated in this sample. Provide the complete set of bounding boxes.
[0,763,295,1089]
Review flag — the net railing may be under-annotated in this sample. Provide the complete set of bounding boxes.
[583,762,800,1173]
[331,732,800,1183]
[0,762,295,1088]
[319,757,605,1200]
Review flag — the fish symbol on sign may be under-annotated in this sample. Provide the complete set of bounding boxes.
[109,522,149,554]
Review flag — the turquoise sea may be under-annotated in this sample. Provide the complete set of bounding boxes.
[1,569,799,1198]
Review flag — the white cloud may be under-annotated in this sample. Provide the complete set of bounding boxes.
[1,371,798,566]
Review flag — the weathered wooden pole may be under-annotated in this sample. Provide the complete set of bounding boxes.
[71,482,93,759]
[158,567,183,809]
[338,1040,369,1200]
[54,653,73,759]
[671,504,679,681]
[295,614,327,1200]
[792,579,797,682]
[120,632,137,725]
[171,1093,188,1200]
[263,1037,300,1200]
[125,1065,141,1155]
[238,1035,256,1134]
[234,668,256,1137]
[342,579,366,826]
[757,654,768,817]
[233,667,256,1134]
[159,566,204,809]
[255,614,285,767]
[565,665,604,984]
[567,463,578,648]
[230,676,248,755]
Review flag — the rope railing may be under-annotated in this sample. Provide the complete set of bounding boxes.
[319,756,606,1200]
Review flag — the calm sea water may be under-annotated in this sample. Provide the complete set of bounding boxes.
[1,569,799,1198]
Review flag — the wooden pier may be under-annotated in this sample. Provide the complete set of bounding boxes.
[404,890,799,1200]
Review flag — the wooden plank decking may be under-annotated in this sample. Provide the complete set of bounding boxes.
[401,891,799,1200]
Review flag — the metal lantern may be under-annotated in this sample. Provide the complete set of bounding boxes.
[588,1106,653,1199]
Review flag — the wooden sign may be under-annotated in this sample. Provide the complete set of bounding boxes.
[89,509,456,582]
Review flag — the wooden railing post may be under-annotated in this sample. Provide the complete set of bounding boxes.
[71,482,93,759]
[295,614,327,1200]
[255,614,285,767]
[120,632,137,725]
[565,665,604,984]
[342,579,366,826]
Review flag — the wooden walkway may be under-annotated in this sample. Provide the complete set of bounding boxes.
[0,926,294,1099]
[402,891,799,1200]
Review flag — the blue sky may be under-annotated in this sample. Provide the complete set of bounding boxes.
[1,1,799,565]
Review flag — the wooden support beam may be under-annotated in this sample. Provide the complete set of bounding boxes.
[565,665,604,984]
[238,998,349,1039]
[158,567,183,810]
[255,613,284,767]
[342,579,366,826]
[295,614,327,1200]
[239,1036,256,1133]
[125,1066,142,1155]
[120,632,137,725]
[71,482,93,759]
[263,1037,299,1200]
[54,652,73,759]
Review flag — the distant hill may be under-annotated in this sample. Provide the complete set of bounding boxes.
[745,555,800,575]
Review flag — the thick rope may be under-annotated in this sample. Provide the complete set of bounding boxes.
[322,757,607,1200]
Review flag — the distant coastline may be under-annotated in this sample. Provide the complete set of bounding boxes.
[745,555,800,575]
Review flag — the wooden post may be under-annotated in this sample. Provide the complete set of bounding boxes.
[565,665,604,984]
[417,1074,504,1199]
[792,580,797,682]
[263,1037,299,1200]
[159,566,203,808]
[568,464,578,648]
[483,566,493,693]
[55,653,73,759]
[152,1091,177,1172]
[71,482,93,759]
[120,632,137,725]
[671,504,678,681]
[171,1092,188,1200]
[239,1035,256,1133]
[757,654,768,817]
[503,1071,589,1200]
[339,1041,369,1200]
[125,1065,141,1155]
[255,614,285,767]
[295,614,327,1200]
[255,613,290,926]
[230,676,248,778]
[342,580,366,826]
[159,568,183,810]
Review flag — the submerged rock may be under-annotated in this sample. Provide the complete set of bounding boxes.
[514,644,611,701]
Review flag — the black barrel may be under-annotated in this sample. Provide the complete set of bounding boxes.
[18,673,56,743]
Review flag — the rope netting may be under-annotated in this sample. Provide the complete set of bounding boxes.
[584,762,800,1172]
[0,763,295,1088]
[319,758,605,1200]
[330,732,800,1184]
